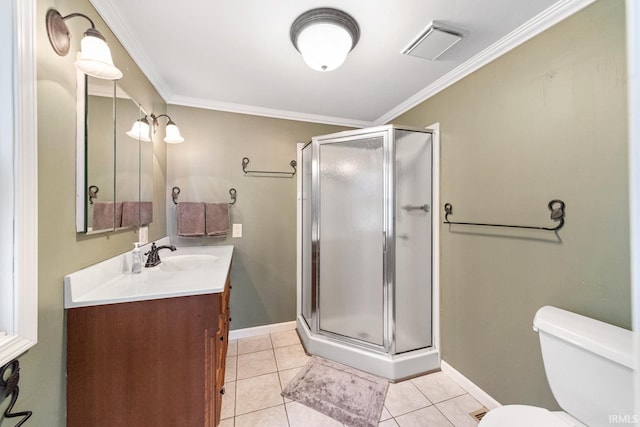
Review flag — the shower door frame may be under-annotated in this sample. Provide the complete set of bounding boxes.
[303,125,435,356]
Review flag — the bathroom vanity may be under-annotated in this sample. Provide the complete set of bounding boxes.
[64,242,232,427]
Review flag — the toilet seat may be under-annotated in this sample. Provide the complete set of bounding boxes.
[479,405,575,427]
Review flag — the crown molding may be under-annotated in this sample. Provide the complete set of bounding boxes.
[168,94,373,128]
[91,0,596,128]
[89,0,174,101]
[374,0,598,125]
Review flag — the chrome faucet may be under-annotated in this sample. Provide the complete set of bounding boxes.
[144,242,177,267]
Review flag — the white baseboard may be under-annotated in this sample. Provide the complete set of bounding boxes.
[229,321,297,341]
[441,360,502,410]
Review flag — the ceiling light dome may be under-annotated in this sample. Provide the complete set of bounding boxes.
[290,8,360,72]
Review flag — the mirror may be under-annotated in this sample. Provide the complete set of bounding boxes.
[84,76,115,233]
[76,73,154,233]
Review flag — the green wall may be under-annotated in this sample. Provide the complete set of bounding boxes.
[2,0,630,424]
[165,105,349,330]
[394,0,629,408]
[1,0,167,425]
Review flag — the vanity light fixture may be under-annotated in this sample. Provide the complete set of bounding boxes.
[46,9,123,80]
[290,8,360,72]
[150,114,184,144]
[126,117,152,142]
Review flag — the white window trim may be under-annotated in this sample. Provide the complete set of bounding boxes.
[0,0,37,366]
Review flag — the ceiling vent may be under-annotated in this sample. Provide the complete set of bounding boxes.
[402,21,466,60]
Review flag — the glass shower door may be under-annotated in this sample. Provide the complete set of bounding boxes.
[315,134,386,347]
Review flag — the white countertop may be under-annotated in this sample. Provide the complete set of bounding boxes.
[64,238,233,308]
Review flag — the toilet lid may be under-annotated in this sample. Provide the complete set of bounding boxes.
[479,405,573,427]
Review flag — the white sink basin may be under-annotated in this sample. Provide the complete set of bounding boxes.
[159,254,219,272]
[64,239,233,308]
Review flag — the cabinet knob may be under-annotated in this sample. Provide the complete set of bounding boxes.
[229,317,232,322]
[220,336,224,341]
[220,388,225,395]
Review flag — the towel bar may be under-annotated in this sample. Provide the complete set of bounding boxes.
[241,156,296,177]
[172,186,237,205]
[443,199,565,231]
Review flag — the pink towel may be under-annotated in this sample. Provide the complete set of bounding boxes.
[177,202,205,236]
[139,201,153,225]
[205,203,230,236]
[121,201,154,227]
[121,202,137,227]
[92,201,123,231]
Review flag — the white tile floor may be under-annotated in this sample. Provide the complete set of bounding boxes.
[221,329,485,427]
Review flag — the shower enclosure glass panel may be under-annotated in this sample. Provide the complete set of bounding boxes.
[394,130,432,353]
[317,135,385,347]
[299,125,436,379]
[301,143,313,328]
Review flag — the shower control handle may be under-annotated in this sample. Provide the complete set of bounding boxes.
[402,204,430,213]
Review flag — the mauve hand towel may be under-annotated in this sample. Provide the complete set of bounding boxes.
[177,202,206,236]
[92,201,123,231]
[121,202,138,227]
[205,203,230,236]
[121,201,154,227]
[139,201,153,225]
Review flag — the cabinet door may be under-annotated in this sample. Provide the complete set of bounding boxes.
[67,294,217,427]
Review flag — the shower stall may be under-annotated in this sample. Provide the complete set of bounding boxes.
[296,125,440,381]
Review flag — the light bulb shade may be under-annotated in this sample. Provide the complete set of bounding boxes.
[126,118,151,142]
[291,8,360,72]
[164,121,184,144]
[297,23,352,71]
[74,30,123,80]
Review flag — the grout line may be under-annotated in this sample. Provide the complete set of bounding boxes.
[408,378,435,407]
[283,400,292,427]
[234,403,288,422]
[435,392,470,405]
[233,354,238,419]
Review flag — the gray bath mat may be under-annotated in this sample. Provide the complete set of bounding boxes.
[281,356,389,427]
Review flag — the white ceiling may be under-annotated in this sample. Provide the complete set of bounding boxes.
[90,0,594,127]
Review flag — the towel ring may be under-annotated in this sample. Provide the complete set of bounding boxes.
[88,185,99,204]
[171,187,181,205]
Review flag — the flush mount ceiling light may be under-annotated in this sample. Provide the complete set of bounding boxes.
[402,21,466,61]
[290,8,360,72]
[46,8,123,80]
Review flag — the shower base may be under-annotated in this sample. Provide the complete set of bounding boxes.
[297,316,440,382]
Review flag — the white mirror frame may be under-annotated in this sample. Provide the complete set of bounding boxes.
[0,0,37,366]
[76,70,87,232]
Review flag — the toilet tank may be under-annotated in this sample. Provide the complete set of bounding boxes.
[533,306,634,427]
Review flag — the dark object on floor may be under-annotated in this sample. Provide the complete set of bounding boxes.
[1,359,32,426]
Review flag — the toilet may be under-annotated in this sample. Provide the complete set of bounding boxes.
[479,305,634,427]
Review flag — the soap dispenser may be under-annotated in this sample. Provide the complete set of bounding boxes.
[131,242,142,274]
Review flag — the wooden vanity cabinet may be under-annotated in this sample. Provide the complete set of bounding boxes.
[67,276,231,427]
